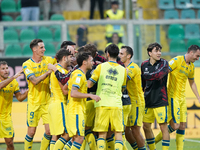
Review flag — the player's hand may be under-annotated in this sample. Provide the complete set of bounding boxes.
[67,46,75,55]
[90,94,101,102]
[48,63,58,72]
[95,61,102,64]
[13,69,23,79]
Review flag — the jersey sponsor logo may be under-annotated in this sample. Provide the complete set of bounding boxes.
[77,74,82,77]
[33,67,37,69]
[76,77,81,83]
[105,75,117,81]
[6,127,11,131]
[107,68,118,76]
[169,60,174,65]
[179,69,189,76]
[144,68,149,74]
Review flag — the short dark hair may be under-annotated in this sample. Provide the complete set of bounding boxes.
[147,42,162,56]
[188,45,200,53]
[105,44,119,58]
[55,48,72,62]
[84,44,97,58]
[111,1,119,5]
[121,46,133,58]
[0,61,8,66]
[76,52,91,67]
[60,41,76,49]
[30,39,43,50]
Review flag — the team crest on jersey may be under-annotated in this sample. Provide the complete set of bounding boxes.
[25,69,30,74]
[107,68,118,76]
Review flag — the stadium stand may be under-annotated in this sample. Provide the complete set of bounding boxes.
[22,44,32,56]
[168,24,185,39]
[20,29,36,43]
[158,0,175,9]
[187,39,200,48]
[170,39,187,52]
[50,14,65,21]
[5,44,22,56]
[192,0,200,8]
[44,43,56,56]
[181,9,196,19]
[2,15,13,21]
[0,0,17,13]
[175,0,191,9]
[164,10,179,19]
[185,24,200,39]
[15,15,22,21]
[37,27,53,42]
[4,29,19,43]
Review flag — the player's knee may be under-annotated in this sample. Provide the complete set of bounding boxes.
[6,139,14,148]
[143,124,151,132]
[179,123,186,130]
[45,130,51,136]
[28,130,36,137]
[76,136,84,144]
[170,123,180,130]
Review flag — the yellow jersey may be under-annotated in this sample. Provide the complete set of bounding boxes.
[90,61,127,108]
[50,64,68,104]
[22,56,57,105]
[127,62,145,106]
[168,55,194,99]
[0,79,20,120]
[67,68,87,114]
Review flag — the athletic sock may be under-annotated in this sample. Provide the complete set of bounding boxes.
[122,132,128,150]
[85,129,97,150]
[115,140,123,150]
[40,133,51,150]
[50,140,56,150]
[138,146,146,150]
[162,140,170,150]
[155,125,175,144]
[176,129,185,150]
[106,136,114,150]
[71,141,82,150]
[146,138,156,150]
[54,137,67,150]
[24,134,33,150]
[97,138,106,150]
[63,140,72,150]
[130,142,138,150]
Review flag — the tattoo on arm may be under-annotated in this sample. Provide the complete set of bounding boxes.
[29,75,42,85]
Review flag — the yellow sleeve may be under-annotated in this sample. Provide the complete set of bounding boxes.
[14,80,20,94]
[122,68,127,88]
[188,66,195,80]
[52,57,57,64]
[127,67,135,80]
[89,64,101,83]
[169,57,179,72]
[71,73,84,89]
[22,62,35,80]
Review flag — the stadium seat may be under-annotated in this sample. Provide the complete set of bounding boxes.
[192,0,200,8]
[158,0,174,9]
[17,0,21,12]
[44,43,56,56]
[168,24,185,39]
[37,28,53,42]
[185,24,200,39]
[20,29,36,42]
[187,39,200,48]
[175,0,191,9]
[15,15,22,21]
[22,44,32,56]
[197,10,200,18]
[50,14,65,21]
[0,0,17,13]
[2,15,13,21]
[4,29,19,43]
[170,39,186,52]
[5,44,22,57]
[164,10,179,19]
[54,28,71,42]
[181,9,195,19]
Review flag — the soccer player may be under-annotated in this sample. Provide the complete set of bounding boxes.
[0,68,23,89]
[155,45,200,150]
[48,49,73,150]
[0,61,28,150]
[88,44,127,150]
[118,46,146,150]
[66,52,101,150]
[141,43,169,150]
[22,39,57,150]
